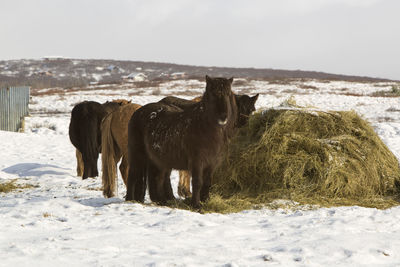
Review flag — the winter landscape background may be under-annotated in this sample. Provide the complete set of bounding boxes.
[1,58,400,265]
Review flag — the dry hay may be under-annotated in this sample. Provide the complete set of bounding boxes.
[0,179,35,193]
[205,108,400,213]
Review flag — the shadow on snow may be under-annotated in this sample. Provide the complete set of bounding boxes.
[2,163,71,177]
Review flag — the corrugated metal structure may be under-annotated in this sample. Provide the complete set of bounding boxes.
[0,86,30,132]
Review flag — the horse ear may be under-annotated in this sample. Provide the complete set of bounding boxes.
[228,77,234,84]
[252,93,259,102]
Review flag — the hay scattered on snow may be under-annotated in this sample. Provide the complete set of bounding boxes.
[211,108,400,210]
[0,179,35,193]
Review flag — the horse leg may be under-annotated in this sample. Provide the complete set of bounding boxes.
[76,149,84,177]
[126,162,146,202]
[82,153,89,179]
[133,164,146,202]
[154,168,168,204]
[163,169,174,201]
[178,170,185,197]
[183,171,192,198]
[119,155,129,186]
[82,156,92,179]
[191,165,204,208]
[200,165,214,202]
[148,165,174,204]
[147,164,170,204]
[125,164,135,201]
[92,155,99,177]
[126,151,146,202]
[147,162,161,203]
[126,122,147,202]
[178,170,192,198]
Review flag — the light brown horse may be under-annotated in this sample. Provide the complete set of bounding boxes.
[101,103,142,198]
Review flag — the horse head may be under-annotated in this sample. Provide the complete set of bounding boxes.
[236,93,259,127]
[203,75,236,127]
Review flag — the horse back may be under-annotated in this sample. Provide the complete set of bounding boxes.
[110,103,141,153]
[130,101,226,170]
[129,102,190,169]
[69,101,106,149]
[158,96,197,110]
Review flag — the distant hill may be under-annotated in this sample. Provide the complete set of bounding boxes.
[0,58,393,89]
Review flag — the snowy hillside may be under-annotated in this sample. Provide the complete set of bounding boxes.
[0,58,393,89]
[1,78,400,266]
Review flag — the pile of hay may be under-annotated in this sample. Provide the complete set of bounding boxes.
[208,108,400,212]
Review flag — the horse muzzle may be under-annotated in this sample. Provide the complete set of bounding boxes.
[218,118,228,126]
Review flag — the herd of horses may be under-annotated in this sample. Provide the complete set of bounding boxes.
[69,76,259,208]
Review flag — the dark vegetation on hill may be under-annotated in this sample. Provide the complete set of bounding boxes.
[0,58,393,89]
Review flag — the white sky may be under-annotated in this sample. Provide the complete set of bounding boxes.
[1,0,399,80]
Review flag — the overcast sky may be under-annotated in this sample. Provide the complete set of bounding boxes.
[1,0,399,79]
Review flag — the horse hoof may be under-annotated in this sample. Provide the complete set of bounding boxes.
[178,186,192,199]
[103,190,115,199]
[192,205,204,213]
[191,201,201,210]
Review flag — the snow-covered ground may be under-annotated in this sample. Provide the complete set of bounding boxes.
[1,79,400,266]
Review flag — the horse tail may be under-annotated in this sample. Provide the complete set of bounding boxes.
[82,111,101,179]
[101,113,117,198]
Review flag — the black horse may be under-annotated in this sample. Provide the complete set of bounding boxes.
[234,93,259,128]
[69,100,129,179]
[126,76,238,208]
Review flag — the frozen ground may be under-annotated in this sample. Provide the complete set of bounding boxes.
[1,79,400,266]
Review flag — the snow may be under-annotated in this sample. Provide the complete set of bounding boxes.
[1,70,19,76]
[1,79,400,266]
[91,73,105,81]
[123,72,148,81]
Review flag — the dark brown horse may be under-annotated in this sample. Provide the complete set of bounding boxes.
[159,93,259,198]
[69,99,130,179]
[126,76,238,208]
